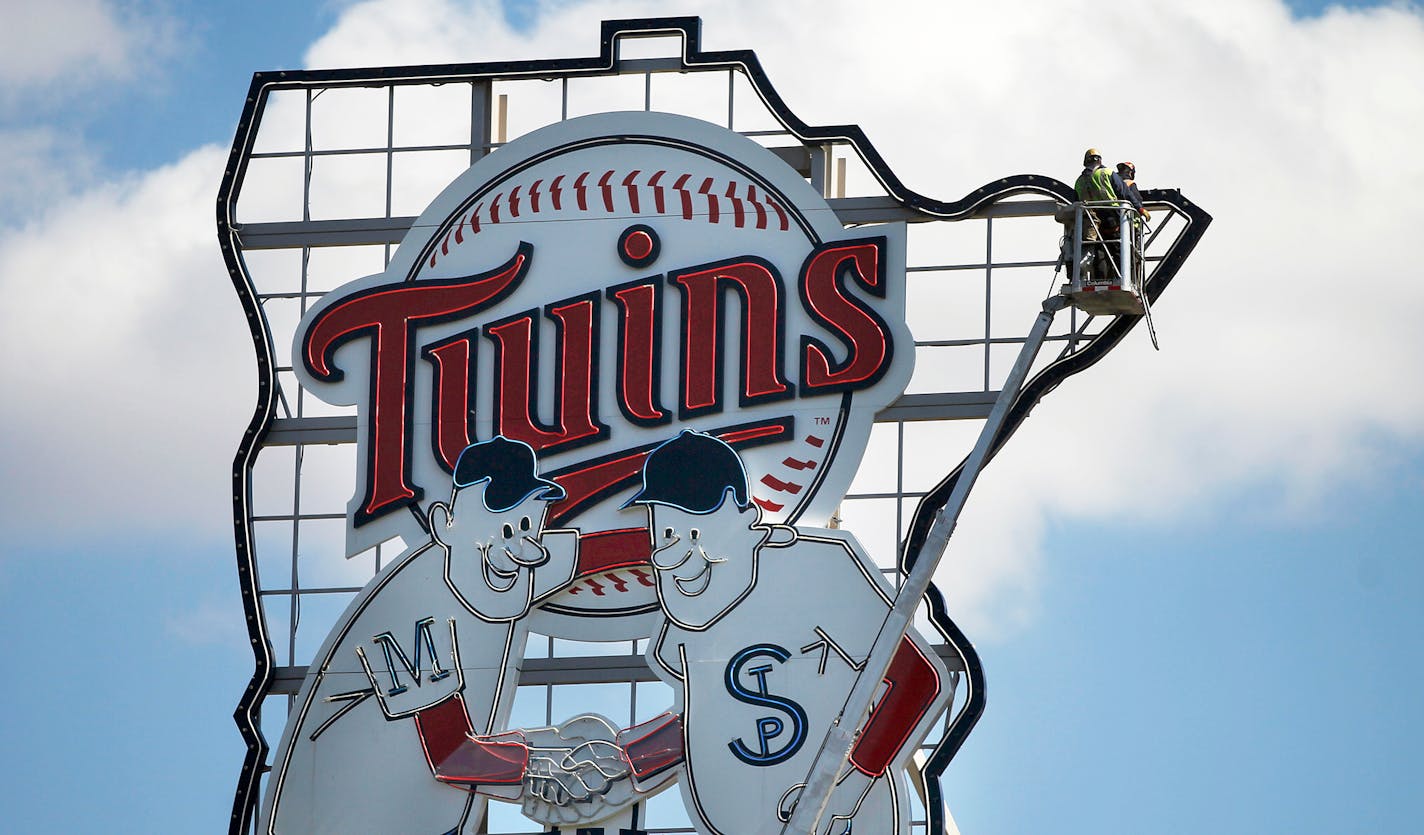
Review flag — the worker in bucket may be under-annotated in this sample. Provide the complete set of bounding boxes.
[1074,148,1128,282]
[1116,161,1150,222]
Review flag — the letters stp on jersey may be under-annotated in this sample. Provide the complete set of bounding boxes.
[262,111,952,835]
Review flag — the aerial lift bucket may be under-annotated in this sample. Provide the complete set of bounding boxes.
[1061,200,1159,347]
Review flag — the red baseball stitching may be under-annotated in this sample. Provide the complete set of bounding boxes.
[760,474,804,495]
[563,567,658,596]
[750,433,831,516]
[428,170,793,269]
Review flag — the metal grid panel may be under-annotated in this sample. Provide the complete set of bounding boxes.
[225,25,1202,834]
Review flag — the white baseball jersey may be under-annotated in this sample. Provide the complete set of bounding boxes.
[652,530,950,835]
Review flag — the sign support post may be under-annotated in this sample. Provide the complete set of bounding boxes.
[784,293,1068,834]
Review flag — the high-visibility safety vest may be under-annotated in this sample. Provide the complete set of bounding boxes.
[1075,166,1117,202]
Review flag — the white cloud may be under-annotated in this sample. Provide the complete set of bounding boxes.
[0,146,253,550]
[0,0,184,259]
[0,127,100,224]
[2,0,1420,644]
[0,0,175,99]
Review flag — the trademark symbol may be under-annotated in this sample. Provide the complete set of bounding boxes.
[814,416,831,425]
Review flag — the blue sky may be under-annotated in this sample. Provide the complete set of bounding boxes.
[948,457,1424,832]
[1,1,1421,833]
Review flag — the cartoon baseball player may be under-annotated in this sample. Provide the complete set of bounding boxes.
[626,430,951,835]
[262,437,659,834]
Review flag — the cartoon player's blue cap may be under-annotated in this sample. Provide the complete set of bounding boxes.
[453,436,566,512]
[624,430,749,514]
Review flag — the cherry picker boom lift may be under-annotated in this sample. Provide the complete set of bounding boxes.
[784,199,1157,833]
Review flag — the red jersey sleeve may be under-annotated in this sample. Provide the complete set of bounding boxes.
[848,637,941,777]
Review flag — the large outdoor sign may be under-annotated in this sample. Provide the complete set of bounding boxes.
[260,111,943,834]
[219,17,1210,835]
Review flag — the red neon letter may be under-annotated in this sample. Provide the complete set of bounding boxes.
[484,294,608,454]
[799,239,894,393]
[672,257,790,419]
[301,244,530,525]
[608,281,668,425]
[423,335,478,472]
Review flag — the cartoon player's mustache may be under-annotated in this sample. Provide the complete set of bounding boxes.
[651,535,726,597]
[476,535,550,591]
[505,535,551,567]
[650,533,688,569]
[477,542,520,592]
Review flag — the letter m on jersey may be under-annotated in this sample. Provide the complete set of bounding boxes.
[369,616,453,696]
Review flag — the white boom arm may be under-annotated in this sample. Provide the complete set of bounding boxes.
[781,294,1067,834]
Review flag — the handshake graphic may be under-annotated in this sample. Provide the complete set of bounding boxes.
[516,717,638,826]
[354,618,657,827]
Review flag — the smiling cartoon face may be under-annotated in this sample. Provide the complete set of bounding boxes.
[453,484,553,586]
[430,436,569,622]
[433,483,556,622]
[648,497,765,630]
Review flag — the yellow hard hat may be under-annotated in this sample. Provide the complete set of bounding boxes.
[1083,148,1102,165]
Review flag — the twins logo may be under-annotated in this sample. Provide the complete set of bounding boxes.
[259,112,949,834]
[293,111,912,606]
